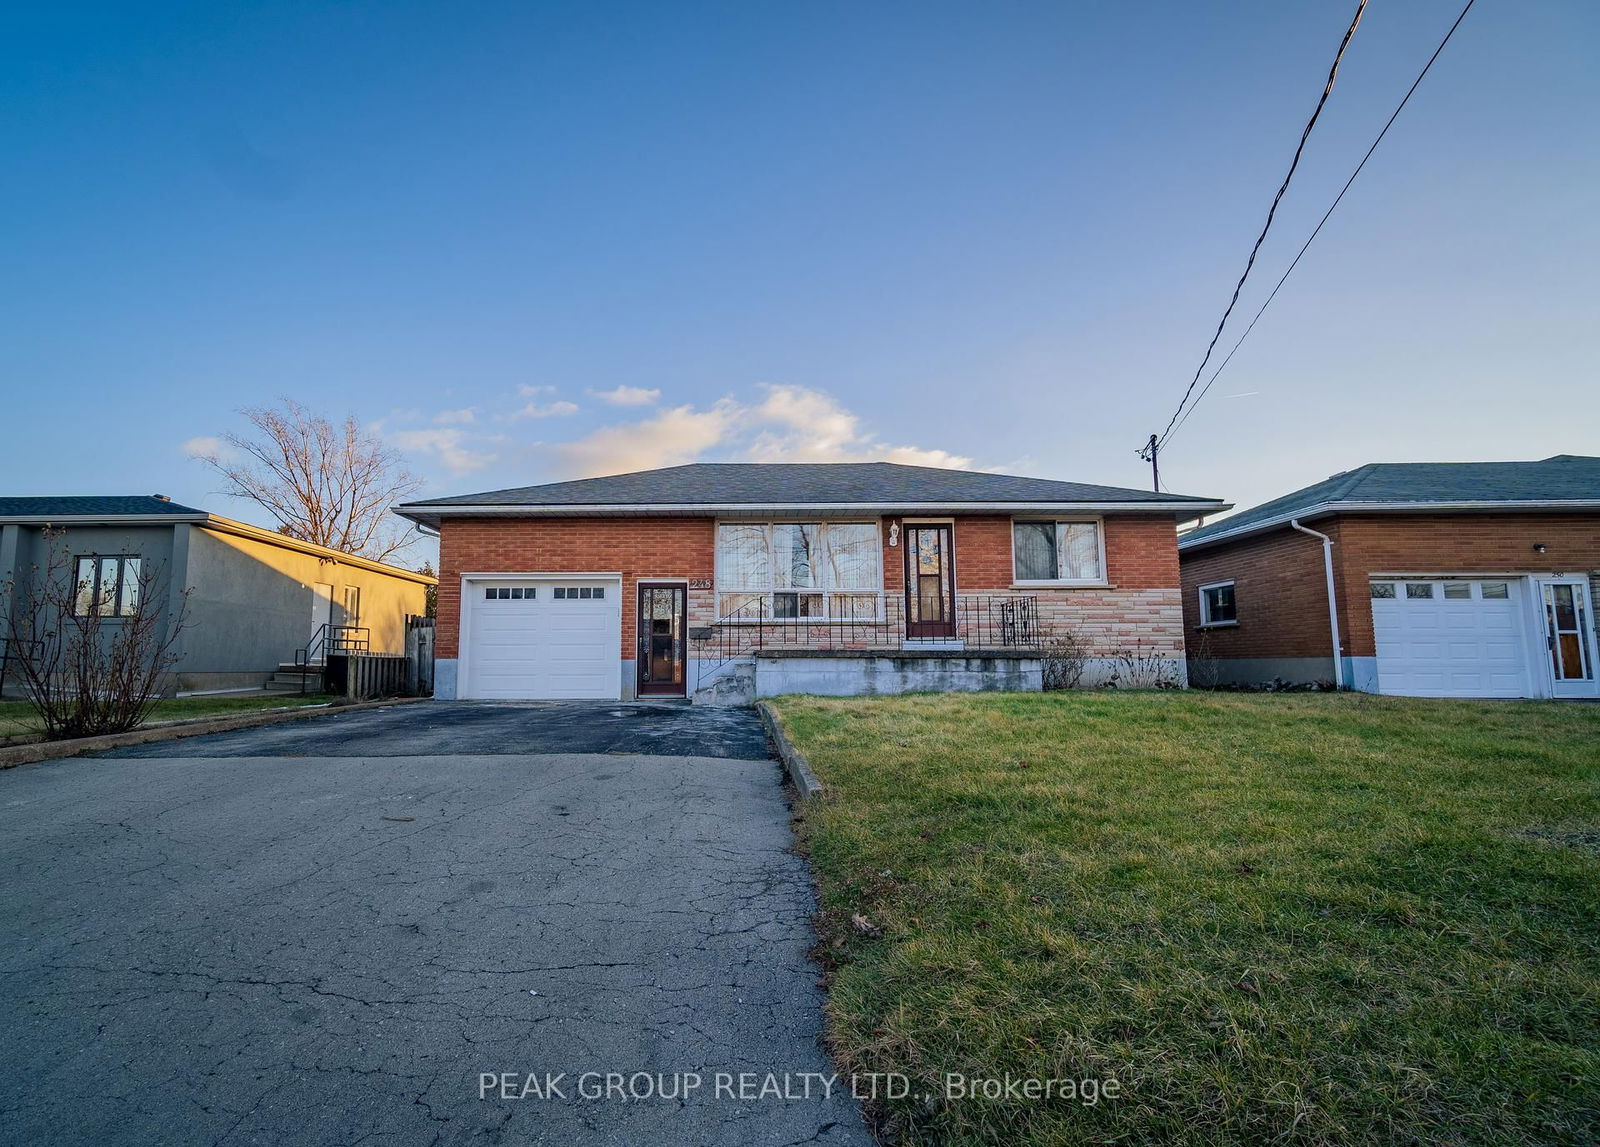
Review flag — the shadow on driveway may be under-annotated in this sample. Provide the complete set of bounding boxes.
[98,700,775,761]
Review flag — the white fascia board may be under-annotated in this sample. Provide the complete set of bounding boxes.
[397,500,1229,522]
[1178,500,1600,552]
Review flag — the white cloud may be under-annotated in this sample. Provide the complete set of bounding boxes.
[433,407,478,425]
[182,435,226,459]
[505,399,580,422]
[390,428,496,474]
[588,385,662,407]
[517,384,555,398]
[556,401,739,478]
[550,385,971,478]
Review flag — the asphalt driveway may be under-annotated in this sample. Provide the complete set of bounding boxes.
[0,702,869,1146]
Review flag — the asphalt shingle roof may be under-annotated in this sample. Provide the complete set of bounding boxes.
[1181,456,1600,547]
[401,462,1220,512]
[0,495,208,519]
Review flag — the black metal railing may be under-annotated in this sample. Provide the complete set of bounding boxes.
[690,593,1044,689]
[0,636,42,696]
[292,624,372,693]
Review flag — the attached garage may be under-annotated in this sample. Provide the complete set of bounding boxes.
[460,577,621,700]
[1370,578,1533,698]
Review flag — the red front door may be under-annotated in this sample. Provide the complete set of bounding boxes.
[903,524,956,639]
[636,583,687,696]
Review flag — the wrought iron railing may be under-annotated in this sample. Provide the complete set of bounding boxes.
[691,593,1044,689]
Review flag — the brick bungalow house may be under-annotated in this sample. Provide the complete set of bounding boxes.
[395,463,1227,702]
[1178,456,1600,699]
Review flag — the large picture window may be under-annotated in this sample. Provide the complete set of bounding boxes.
[716,522,881,619]
[1012,521,1104,583]
[73,555,142,617]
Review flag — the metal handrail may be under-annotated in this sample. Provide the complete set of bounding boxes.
[292,624,372,694]
[0,636,43,696]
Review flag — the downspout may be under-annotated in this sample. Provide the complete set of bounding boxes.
[1290,519,1345,689]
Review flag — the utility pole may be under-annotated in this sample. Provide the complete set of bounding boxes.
[1138,434,1160,492]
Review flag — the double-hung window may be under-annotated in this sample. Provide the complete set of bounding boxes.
[716,523,881,620]
[73,555,142,618]
[1012,520,1104,583]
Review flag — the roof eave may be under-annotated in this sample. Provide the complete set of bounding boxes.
[0,513,212,526]
[394,499,1231,529]
[1178,499,1600,552]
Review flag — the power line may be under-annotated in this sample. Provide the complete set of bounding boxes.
[1139,0,1369,470]
[1162,0,1479,445]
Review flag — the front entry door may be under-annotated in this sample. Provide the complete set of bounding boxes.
[1540,580,1598,697]
[904,524,956,639]
[636,583,688,696]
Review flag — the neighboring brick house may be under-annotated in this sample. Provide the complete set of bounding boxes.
[395,463,1226,702]
[1178,456,1600,699]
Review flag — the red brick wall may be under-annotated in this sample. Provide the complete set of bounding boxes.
[1180,524,1338,660]
[1181,512,1600,660]
[437,518,715,658]
[1333,513,1600,657]
[933,515,1179,591]
[438,513,1188,660]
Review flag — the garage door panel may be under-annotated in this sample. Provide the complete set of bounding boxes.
[1372,579,1530,698]
[465,579,621,700]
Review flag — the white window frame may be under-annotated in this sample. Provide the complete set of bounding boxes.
[1009,517,1108,587]
[713,520,885,623]
[1197,579,1238,628]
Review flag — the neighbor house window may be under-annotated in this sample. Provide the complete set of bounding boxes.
[716,522,881,619]
[1012,521,1103,582]
[1198,581,1237,626]
[73,555,141,617]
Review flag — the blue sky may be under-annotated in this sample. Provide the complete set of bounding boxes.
[3,0,1595,538]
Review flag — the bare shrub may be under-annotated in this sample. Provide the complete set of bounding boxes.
[4,529,190,739]
[1040,628,1090,691]
[1187,628,1223,690]
[1104,640,1180,690]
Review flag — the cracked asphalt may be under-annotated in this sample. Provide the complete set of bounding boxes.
[0,703,871,1145]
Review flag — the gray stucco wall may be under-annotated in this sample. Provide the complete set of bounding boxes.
[1,523,183,697]
[2,521,428,697]
[181,527,428,691]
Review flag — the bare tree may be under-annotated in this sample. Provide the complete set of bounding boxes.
[197,398,422,562]
[5,529,190,739]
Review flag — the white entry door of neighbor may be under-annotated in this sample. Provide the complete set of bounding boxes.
[310,582,335,659]
[463,578,621,700]
[1370,578,1533,698]
[1537,579,1600,699]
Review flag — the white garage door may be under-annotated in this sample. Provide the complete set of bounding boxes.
[463,579,621,700]
[1371,578,1531,698]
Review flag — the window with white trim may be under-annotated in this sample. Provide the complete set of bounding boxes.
[1198,580,1237,626]
[73,555,142,617]
[1012,520,1104,583]
[715,522,881,619]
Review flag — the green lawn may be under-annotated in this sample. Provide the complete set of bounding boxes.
[773,691,1600,1146]
[0,693,327,739]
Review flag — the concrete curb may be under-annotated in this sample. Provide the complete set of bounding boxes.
[755,700,824,799]
[0,696,433,769]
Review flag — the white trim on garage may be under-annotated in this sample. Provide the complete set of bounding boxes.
[457,572,624,700]
[1366,572,1600,699]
